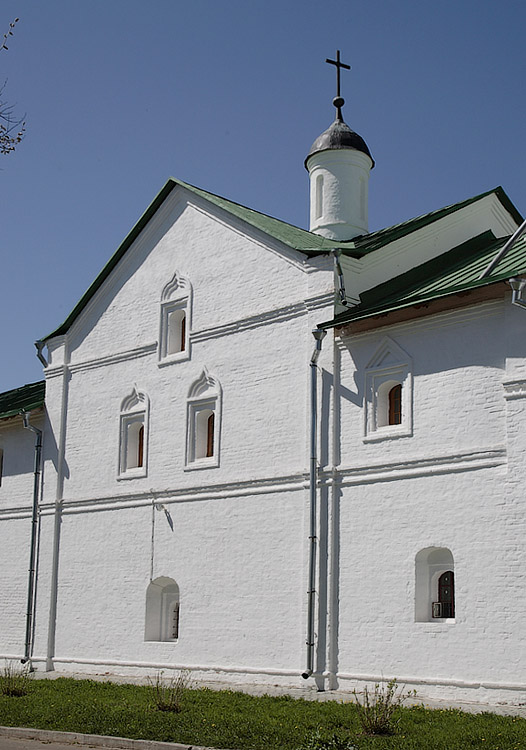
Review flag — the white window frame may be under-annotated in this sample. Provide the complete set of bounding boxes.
[185,369,222,470]
[364,336,413,441]
[158,271,192,366]
[118,387,149,479]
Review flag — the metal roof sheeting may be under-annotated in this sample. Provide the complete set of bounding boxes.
[0,381,45,421]
[39,178,521,343]
[322,232,526,328]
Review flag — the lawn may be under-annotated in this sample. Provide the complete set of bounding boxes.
[0,675,524,750]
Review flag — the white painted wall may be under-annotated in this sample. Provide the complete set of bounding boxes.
[1,184,525,708]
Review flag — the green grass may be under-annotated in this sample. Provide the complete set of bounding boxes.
[0,676,524,750]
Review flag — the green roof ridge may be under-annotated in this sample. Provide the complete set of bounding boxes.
[39,178,522,342]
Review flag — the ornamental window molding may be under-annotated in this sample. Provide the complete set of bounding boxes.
[158,271,192,365]
[185,369,222,470]
[118,386,150,479]
[364,336,413,441]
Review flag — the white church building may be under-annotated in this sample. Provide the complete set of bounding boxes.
[1,59,526,706]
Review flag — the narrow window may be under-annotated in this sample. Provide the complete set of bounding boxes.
[180,314,186,352]
[206,413,215,458]
[186,370,221,468]
[137,424,144,468]
[388,384,402,425]
[119,387,149,478]
[437,571,455,618]
[195,407,215,459]
[166,308,186,355]
[315,174,324,219]
[125,418,145,470]
[171,601,180,640]
[0,448,3,486]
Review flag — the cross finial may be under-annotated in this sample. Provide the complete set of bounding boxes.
[326,50,350,121]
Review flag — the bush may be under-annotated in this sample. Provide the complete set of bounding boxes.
[352,678,414,735]
[298,728,356,749]
[147,669,191,713]
[0,660,32,697]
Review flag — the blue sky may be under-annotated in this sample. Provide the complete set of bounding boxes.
[2,0,526,392]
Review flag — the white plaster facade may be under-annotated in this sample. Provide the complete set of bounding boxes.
[1,166,526,708]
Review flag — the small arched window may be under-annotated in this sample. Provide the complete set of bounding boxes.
[415,547,455,622]
[145,577,180,642]
[315,174,324,219]
[195,408,215,459]
[166,308,186,355]
[388,384,402,425]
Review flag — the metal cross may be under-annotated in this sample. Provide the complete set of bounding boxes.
[326,50,350,99]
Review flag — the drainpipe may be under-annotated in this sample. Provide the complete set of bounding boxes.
[21,411,42,667]
[302,327,327,680]
[508,277,526,309]
[331,250,349,307]
[480,219,526,279]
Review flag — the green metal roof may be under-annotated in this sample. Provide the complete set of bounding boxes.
[0,381,45,421]
[40,177,521,343]
[321,231,526,329]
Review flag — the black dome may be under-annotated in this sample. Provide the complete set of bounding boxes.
[305,119,374,168]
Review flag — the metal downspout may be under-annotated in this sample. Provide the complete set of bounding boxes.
[21,411,42,667]
[302,328,326,679]
[508,277,526,309]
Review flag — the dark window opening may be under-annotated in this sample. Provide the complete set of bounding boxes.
[206,413,215,458]
[388,384,402,425]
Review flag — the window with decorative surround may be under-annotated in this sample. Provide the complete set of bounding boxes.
[118,387,149,479]
[364,336,413,441]
[186,369,222,469]
[158,271,192,365]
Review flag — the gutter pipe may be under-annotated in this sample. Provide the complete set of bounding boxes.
[331,250,350,307]
[21,411,42,667]
[302,327,327,680]
[34,340,48,368]
[508,277,526,310]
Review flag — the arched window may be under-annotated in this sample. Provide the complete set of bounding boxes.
[388,384,402,425]
[315,174,324,219]
[125,420,144,469]
[415,547,455,622]
[186,369,222,469]
[145,576,180,641]
[118,387,149,478]
[166,308,186,355]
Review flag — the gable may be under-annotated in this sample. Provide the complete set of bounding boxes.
[46,186,331,367]
[41,177,337,347]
